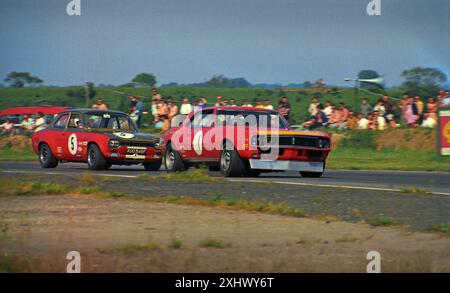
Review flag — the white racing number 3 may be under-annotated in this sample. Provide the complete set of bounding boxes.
[68,134,78,155]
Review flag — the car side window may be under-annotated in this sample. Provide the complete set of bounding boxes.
[54,114,69,129]
[67,114,82,129]
[190,110,214,128]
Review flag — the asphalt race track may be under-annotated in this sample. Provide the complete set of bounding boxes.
[1,161,449,195]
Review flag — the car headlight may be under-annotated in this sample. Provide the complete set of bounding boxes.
[318,138,330,149]
[155,138,164,149]
[108,139,120,148]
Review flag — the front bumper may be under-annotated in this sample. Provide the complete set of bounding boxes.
[249,159,324,172]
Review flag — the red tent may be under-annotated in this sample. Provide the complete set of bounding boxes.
[0,106,71,116]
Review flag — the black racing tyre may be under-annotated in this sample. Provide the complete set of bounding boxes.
[164,142,186,172]
[39,143,58,168]
[87,144,107,170]
[300,162,325,178]
[299,171,323,178]
[208,164,221,172]
[104,161,112,170]
[220,141,247,177]
[144,161,162,171]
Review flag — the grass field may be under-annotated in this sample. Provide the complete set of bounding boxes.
[0,86,403,125]
[1,131,449,171]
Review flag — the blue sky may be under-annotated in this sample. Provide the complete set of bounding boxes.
[0,0,449,87]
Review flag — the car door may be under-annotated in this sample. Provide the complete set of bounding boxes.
[52,113,71,160]
[189,109,215,160]
[63,112,87,161]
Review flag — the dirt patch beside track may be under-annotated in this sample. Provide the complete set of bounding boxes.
[0,194,449,272]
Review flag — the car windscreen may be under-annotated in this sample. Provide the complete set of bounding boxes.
[216,110,289,128]
[84,112,137,131]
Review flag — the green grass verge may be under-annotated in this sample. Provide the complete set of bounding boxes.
[327,148,450,171]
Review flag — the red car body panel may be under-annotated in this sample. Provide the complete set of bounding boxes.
[161,106,331,173]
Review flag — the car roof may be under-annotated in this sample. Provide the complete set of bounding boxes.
[61,108,127,115]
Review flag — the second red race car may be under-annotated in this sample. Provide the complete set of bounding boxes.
[161,106,331,177]
[32,109,162,171]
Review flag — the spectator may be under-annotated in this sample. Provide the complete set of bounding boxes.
[280,97,291,123]
[323,101,333,119]
[405,97,418,127]
[255,99,264,108]
[386,114,398,128]
[415,96,424,124]
[129,96,138,108]
[19,115,34,132]
[278,101,289,122]
[437,90,446,105]
[198,97,207,108]
[168,99,179,121]
[426,97,438,122]
[135,97,144,128]
[346,112,357,129]
[180,98,193,115]
[33,112,47,132]
[373,100,386,116]
[373,111,386,130]
[308,98,319,116]
[151,88,162,101]
[356,113,369,130]
[360,98,373,118]
[223,99,229,106]
[264,99,274,110]
[381,95,396,115]
[242,100,253,107]
[303,104,328,129]
[129,106,139,124]
[215,96,223,106]
[327,105,340,129]
[0,119,14,135]
[338,103,349,129]
[367,113,375,130]
[398,93,409,125]
[192,101,200,112]
[229,99,237,106]
[92,99,108,110]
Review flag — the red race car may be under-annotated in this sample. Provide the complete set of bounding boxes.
[32,109,162,171]
[161,106,331,177]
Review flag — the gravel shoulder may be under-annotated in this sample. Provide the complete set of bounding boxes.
[0,194,449,272]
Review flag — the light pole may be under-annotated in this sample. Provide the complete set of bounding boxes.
[344,78,360,113]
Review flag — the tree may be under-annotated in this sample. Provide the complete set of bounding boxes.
[358,70,384,90]
[4,71,43,87]
[132,73,157,87]
[401,67,447,96]
[207,75,230,87]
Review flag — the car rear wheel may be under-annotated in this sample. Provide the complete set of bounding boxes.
[220,141,246,177]
[144,161,162,171]
[164,143,186,172]
[87,144,107,170]
[39,143,58,168]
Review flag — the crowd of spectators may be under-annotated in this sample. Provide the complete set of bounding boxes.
[0,111,49,136]
[2,89,449,135]
[302,90,449,131]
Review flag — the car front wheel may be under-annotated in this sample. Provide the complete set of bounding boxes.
[164,143,186,172]
[39,143,58,168]
[87,144,107,170]
[220,142,246,177]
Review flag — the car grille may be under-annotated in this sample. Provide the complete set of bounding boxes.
[120,141,156,148]
[278,136,319,148]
